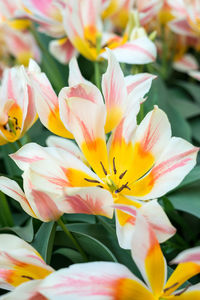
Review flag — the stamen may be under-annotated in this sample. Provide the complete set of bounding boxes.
[163,282,179,293]
[100,161,107,175]
[113,157,117,174]
[115,182,130,193]
[84,178,100,184]
[174,284,191,296]
[119,170,127,179]
[21,275,34,280]
[86,39,96,48]
[13,117,18,125]
[96,185,103,188]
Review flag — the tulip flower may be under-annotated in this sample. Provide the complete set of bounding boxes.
[62,0,156,63]
[0,234,53,291]
[7,51,199,249]
[27,49,156,138]
[0,65,37,145]
[13,214,198,299]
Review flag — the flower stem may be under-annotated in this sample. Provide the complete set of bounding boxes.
[94,61,101,90]
[57,218,88,262]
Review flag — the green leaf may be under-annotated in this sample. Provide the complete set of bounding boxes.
[167,89,200,119]
[168,184,200,218]
[54,223,141,278]
[191,118,200,144]
[175,81,200,104]
[145,78,191,140]
[54,248,86,264]
[176,166,200,189]
[55,225,117,262]
[0,218,34,242]
[32,221,56,264]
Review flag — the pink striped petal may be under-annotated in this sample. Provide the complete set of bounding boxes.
[0,280,46,300]
[102,49,128,133]
[10,143,52,171]
[140,200,176,243]
[114,199,176,249]
[136,137,199,200]
[125,73,156,99]
[168,18,196,37]
[134,106,172,160]
[131,212,167,295]
[39,262,151,299]
[59,186,113,218]
[68,57,93,86]
[173,54,199,73]
[171,247,200,265]
[46,135,85,162]
[23,167,63,222]
[0,177,36,218]
[49,38,77,64]
[101,37,157,64]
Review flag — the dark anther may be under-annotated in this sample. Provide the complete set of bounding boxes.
[174,284,191,296]
[16,126,21,130]
[119,170,127,179]
[100,161,107,175]
[115,182,130,193]
[96,185,103,188]
[84,178,100,184]
[113,157,117,174]
[163,282,179,293]
[3,125,7,130]
[21,275,34,280]
[86,39,96,48]
[13,117,18,125]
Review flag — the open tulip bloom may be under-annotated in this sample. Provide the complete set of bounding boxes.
[0,50,198,250]
[21,0,156,64]
[0,65,37,145]
[1,214,200,300]
[0,234,53,291]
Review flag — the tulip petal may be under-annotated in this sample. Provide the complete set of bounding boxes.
[59,186,114,218]
[125,73,156,100]
[131,213,167,296]
[102,49,128,133]
[49,38,77,64]
[28,60,73,138]
[0,280,46,300]
[129,137,199,199]
[112,107,171,193]
[39,262,154,299]
[140,199,176,243]
[163,263,200,296]
[171,247,200,265]
[59,88,108,178]
[101,37,157,64]
[68,57,93,86]
[169,284,200,300]
[22,167,63,222]
[169,18,195,37]
[0,177,36,218]
[163,248,200,296]
[0,234,53,290]
[64,0,102,60]
[173,54,199,73]
[46,135,85,162]
[114,198,175,249]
